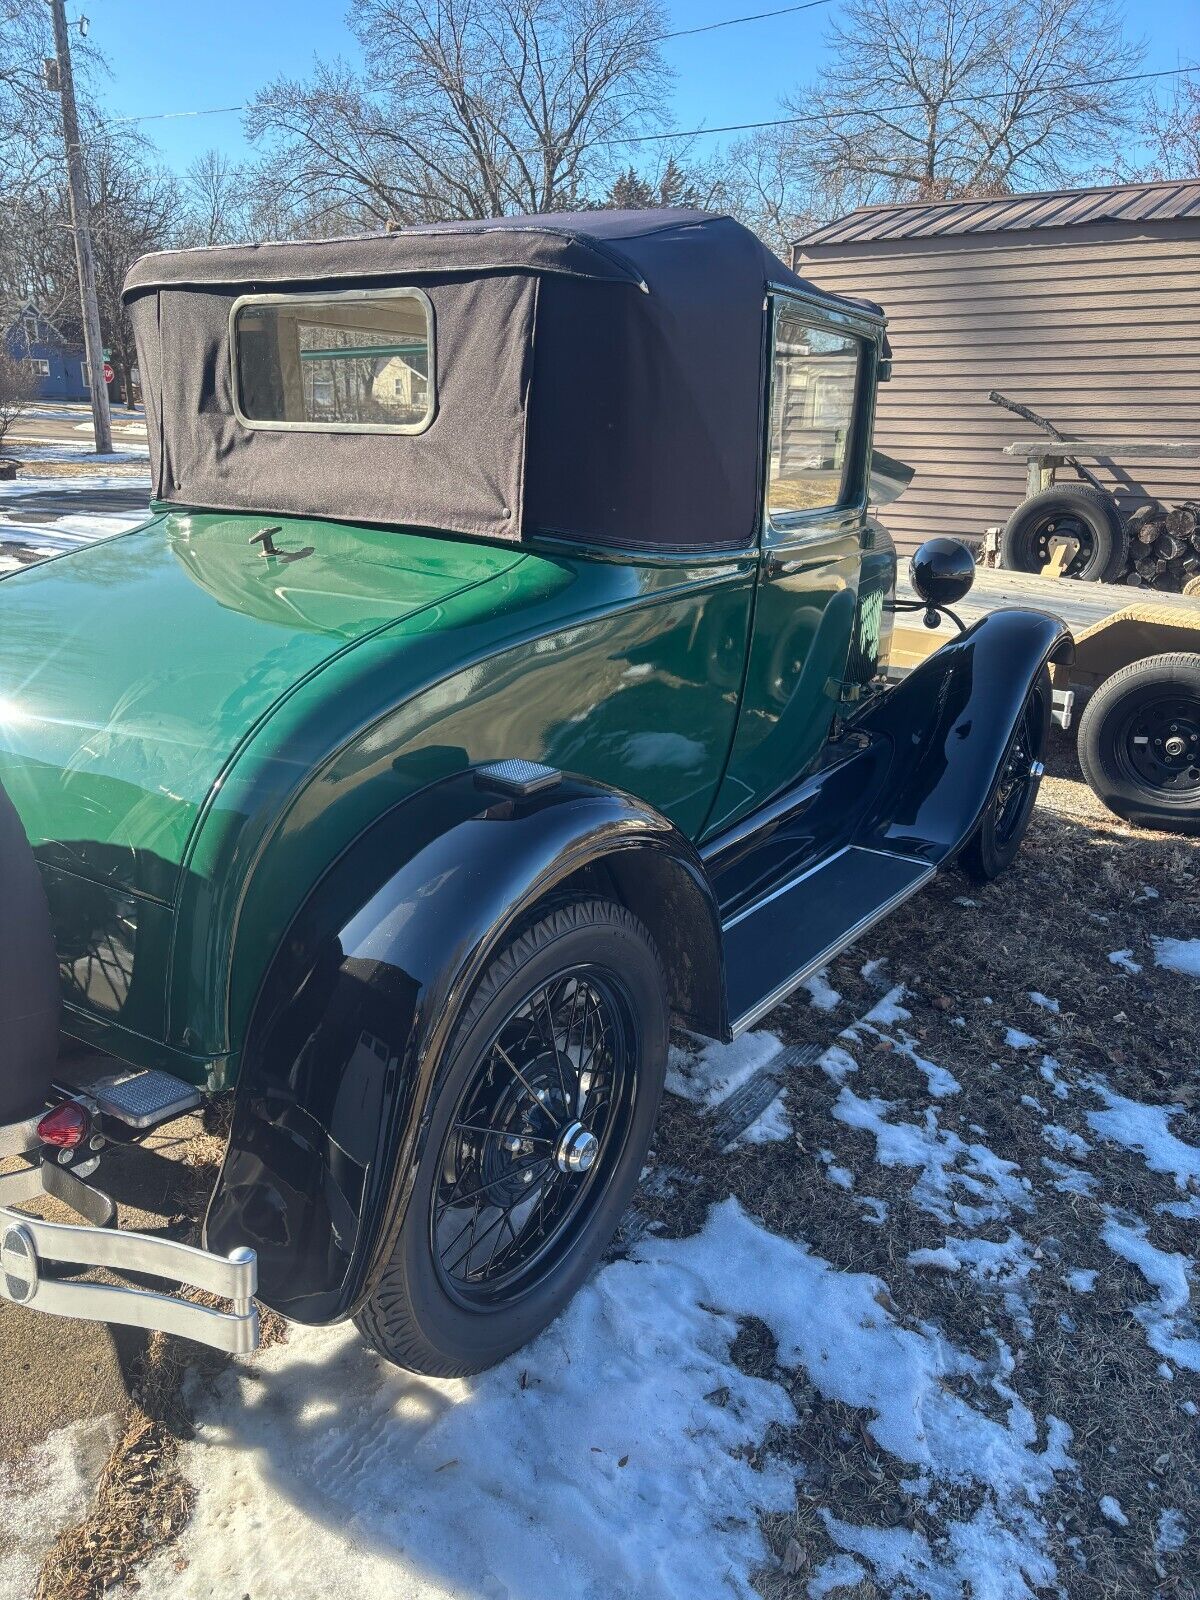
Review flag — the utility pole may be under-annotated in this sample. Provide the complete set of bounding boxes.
[48,0,112,454]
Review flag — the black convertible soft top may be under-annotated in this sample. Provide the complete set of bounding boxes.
[124,209,884,552]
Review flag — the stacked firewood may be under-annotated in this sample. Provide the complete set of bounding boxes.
[1122,500,1200,592]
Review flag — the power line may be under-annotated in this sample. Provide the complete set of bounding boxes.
[101,58,1199,143]
[605,63,1200,147]
[654,0,832,43]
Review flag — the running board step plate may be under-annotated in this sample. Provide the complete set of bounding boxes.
[90,1070,201,1130]
[724,846,934,1035]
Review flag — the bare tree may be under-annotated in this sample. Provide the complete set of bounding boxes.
[723,0,1146,246]
[246,0,672,225]
[0,343,36,450]
[180,148,251,246]
[1140,68,1200,180]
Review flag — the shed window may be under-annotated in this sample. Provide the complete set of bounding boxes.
[30,358,50,377]
[231,289,434,434]
[767,311,861,520]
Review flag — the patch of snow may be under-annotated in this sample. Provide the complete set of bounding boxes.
[1100,1213,1200,1374]
[832,1087,1031,1226]
[819,1044,859,1086]
[148,1199,1075,1600]
[818,1149,855,1190]
[1085,1082,1200,1191]
[1004,1027,1039,1051]
[1028,992,1059,1014]
[0,1415,118,1598]
[1041,1124,1092,1160]
[1136,885,1159,902]
[1182,1399,1198,1417]
[1064,1269,1097,1294]
[802,968,842,1011]
[948,1231,1040,1290]
[1107,949,1142,975]
[1021,1094,1044,1113]
[1157,1362,1174,1380]
[1151,936,1200,978]
[1041,1158,1098,1198]
[1038,1056,1070,1101]
[666,1030,781,1108]
[726,1091,792,1149]
[1156,1508,1186,1554]
[860,957,888,984]
[907,1247,961,1273]
[857,1196,889,1226]
[863,984,912,1026]
[807,1554,868,1596]
[954,896,978,907]
[1098,1495,1128,1528]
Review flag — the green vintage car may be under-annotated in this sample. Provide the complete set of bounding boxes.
[0,209,1070,1373]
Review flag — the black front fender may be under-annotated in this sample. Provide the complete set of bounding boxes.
[857,606,1072,862]
[204,769,724,1324]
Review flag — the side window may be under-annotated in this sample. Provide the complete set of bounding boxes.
[767,309,862,524]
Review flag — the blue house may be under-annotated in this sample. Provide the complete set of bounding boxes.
[3,305,90,402]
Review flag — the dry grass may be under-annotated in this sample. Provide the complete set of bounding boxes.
[648,732,1200,1597]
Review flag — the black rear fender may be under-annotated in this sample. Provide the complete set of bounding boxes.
[856,607,1072,862]
[205,769,724,1323]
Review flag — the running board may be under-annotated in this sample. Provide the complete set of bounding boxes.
[723,846,934,1035]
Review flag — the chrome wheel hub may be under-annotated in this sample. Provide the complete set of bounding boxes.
[556,1120,598,1174]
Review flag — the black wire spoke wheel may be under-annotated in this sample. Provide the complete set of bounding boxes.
[1117,695,1200,797]
[431,967,635,1309]
[960,667,1051,882]
[993,686,1044,844]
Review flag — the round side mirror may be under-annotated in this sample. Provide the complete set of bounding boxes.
[910,538,976,614]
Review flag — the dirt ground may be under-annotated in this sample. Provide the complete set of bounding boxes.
[6,728,1199,1599]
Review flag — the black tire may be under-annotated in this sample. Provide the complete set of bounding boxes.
[356,897,668,1377]
[1077,652,1200,834]
[1000,486,1129,584]
[959,667,1052,882]
[0,779,60,1122]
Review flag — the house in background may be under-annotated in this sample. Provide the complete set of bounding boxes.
[794,179,1200,554]
[2,305,89,402]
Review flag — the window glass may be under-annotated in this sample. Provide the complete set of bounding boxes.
[767,311,861,520]
[232,290,433,432]
[31,358,50,377]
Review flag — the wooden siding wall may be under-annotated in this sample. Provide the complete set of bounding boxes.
[796,221,1200,554]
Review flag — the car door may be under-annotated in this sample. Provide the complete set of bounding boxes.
[703,297,877,836]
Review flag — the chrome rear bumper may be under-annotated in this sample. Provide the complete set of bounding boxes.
[0,1116,259,1356]
[0,1207,258,1355]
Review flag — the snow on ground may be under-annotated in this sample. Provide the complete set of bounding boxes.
[0,1415,117,1600]
[0,473,150,572]
[1108,949,1142,974]
[725,1089,792,1149]
[833,1086,1032,1226]
[1100,1213,1200,1373]
[142,1199,1074,1600]
[1085,1080,1200,1191]
[666,1030,782,1107]
[7,441,148,463]
[1151,936,1200,978]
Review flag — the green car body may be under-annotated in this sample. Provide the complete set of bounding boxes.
[0,474,892,1086]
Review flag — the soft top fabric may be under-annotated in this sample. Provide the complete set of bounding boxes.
[123,210,885,553]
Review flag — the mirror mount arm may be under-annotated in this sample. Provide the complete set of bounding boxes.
[884,596,967,635]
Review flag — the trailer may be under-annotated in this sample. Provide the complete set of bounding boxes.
[892,564,1200,833]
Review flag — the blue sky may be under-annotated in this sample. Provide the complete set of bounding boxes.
[88,0,1198,176]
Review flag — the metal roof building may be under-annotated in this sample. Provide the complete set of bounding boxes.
[794,179,1200,552]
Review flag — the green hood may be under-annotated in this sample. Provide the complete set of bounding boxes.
[0,510,523,904]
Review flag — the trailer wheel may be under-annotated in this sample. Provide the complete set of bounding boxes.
[356,897,667,1377]
[1184,576,1200,599]
[1077,653,1200,834]
[959,668,1051,881]
[0,779,60,1122]
[1000,486,1129,583]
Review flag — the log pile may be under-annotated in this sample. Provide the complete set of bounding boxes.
[1122,500,1200,592]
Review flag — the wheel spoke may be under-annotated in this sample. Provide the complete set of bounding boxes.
[494,1042,560,1127]
[451,1121,553,1148]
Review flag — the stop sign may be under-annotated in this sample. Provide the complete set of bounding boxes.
[103,361,114,385]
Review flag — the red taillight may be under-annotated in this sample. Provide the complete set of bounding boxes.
[37,1102,91,1149]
